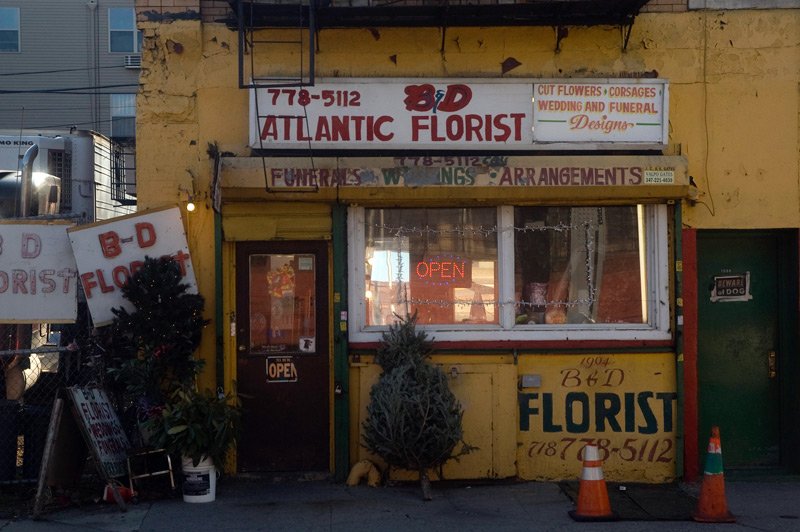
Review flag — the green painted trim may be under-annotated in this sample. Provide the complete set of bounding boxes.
[674,204,685,479]
[332,204,350,482]
[215,211,224,390]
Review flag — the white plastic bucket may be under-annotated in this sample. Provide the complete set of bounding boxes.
[181,457,216,503]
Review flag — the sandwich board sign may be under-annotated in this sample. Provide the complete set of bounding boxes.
[68,387,130,479]
[33,387,131,518]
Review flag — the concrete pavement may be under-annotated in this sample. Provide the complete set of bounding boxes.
[2,478,800,532]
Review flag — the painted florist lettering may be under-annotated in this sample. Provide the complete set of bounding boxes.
[251,81,534,150]
[258,86,525,144]
[79,222,191,299]
[519,359,677,435]
[267,164,648,188]
[250,79,668,149]
[0,232,76,295]
[518,354,677,481]
[519,390,677,434]
[70,387,130,478]
[0,223,78,322]
[68,206,197,326]
[533,82,666,144]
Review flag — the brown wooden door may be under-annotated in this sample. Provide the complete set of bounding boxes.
[236,241,329,472]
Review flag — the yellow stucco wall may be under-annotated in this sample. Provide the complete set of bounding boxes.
[136,9,800,478]
[137,11,800,237]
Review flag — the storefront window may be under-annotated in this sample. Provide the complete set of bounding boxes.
[364,208,498,326]
[514,206,647,326]
[349,204,669,343]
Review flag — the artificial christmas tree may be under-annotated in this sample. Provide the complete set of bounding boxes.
[110,256,209,431]
[362,312,473,500]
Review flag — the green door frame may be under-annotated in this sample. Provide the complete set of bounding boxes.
[332,204,350,481]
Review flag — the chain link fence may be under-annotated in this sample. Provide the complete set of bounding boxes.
[0,302,118,488]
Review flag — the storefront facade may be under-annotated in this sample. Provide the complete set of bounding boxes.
[134,2,800,482]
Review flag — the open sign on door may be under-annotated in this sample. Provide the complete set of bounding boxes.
[266,356,298,383]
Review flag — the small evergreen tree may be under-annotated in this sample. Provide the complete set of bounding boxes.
[362,312,473,500]
[110,256,209,412]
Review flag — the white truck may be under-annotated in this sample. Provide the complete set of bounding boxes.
[0,129,136,221]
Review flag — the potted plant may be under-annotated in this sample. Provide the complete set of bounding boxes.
[152,385,242,503]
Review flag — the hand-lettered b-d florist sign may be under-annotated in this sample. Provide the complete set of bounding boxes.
[67,205,197,326]
[0,221,78,322]
[250,79,668,151]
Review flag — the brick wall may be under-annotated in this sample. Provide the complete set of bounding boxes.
[201,0,231,21]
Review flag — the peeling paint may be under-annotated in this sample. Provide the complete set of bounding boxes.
[501,57,521,74]
[139,9,200,22]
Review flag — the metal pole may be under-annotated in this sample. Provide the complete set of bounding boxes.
[20,144,38,217]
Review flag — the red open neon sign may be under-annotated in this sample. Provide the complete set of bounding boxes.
[415,254,471,287]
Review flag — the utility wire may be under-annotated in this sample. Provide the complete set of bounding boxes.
[24,117,127,130]
[0,105,110,112]
[0,83,138,94]
[0,65,132,77]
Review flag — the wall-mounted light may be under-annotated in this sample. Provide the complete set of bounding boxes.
[178,185,196,213]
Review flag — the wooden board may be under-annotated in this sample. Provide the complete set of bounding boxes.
[33,387,130,518]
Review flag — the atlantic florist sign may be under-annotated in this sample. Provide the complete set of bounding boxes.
[68,205,197,326]
[250,79,668,150]
[0,221,78,322]
[251,81,532,150]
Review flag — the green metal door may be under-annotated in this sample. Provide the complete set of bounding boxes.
[697,231,780,467]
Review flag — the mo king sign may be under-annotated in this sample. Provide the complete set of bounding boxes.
[68,205,197,326]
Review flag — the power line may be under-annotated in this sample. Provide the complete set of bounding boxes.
[0,65,133,77]
[0,106,105,112]
[0,102,134,112]
[0,83,139,94]
[24,117,127,129]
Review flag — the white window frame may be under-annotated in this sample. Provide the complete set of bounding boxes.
[108,8,142,53]
[347,204,671,343]
[0,7,20,53]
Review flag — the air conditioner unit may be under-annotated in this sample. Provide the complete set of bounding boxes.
[124,55,141,69]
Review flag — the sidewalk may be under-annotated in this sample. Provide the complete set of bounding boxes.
[2,478,800,532]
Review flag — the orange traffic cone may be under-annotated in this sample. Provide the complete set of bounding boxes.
[568,443,617,521]
[691,426,736,523]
